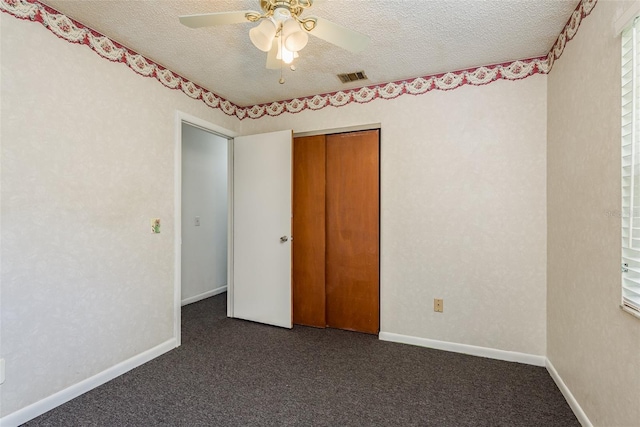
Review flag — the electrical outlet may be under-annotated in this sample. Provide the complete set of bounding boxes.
[434,298,443,313]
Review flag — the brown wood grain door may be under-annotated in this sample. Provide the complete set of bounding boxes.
[292,135,326,328]
[325,130,380,334]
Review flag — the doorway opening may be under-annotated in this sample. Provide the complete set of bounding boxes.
[174,112,236,346]
[180,123,228,306]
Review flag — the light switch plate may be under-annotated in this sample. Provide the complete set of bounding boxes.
[1,358,5,384]
[195,216,200,226]
[151,218,161,234]
[434,298,444,313]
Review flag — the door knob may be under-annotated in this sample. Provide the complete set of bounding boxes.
[280,236,289,243]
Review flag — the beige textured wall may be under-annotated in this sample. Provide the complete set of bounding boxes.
[1,4,550,420]
[547,1,640,425]
[0,15,239,417]
[240,75,548,357]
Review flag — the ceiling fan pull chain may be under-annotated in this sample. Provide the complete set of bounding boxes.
[279,22,286,84]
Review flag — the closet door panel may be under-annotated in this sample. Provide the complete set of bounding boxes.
[292,135,327,327]
[325,130,380,334]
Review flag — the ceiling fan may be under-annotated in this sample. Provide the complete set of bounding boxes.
[179,0,370,72]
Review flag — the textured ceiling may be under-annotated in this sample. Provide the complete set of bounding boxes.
[41,0,580,106]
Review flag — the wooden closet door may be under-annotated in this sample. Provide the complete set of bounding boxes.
[292,135,326,327]
[325,130,380,334]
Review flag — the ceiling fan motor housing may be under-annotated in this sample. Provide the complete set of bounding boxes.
[260,0,313,21]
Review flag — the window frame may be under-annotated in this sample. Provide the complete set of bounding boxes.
[621,18,640,319]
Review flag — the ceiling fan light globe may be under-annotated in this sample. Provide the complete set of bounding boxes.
[282,19,308,52]
[285,31,308,52]
[249,19,276,52]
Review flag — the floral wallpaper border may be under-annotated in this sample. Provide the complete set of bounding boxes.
[1,0,597,120]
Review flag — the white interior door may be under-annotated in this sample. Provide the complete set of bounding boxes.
[232,129,292,328]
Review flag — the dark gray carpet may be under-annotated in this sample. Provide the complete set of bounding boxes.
[24,293,578,426]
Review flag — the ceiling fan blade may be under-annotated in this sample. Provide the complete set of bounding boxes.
[308,17,370,53]
[179,10,256,28]
[266,38,280,69]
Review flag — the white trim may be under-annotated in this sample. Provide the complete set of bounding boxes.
[181,285,227,306]
[377,125,384,333]
[546,359,593,427]
[176,112,239,140]
[615,0,640,36]
[0,339,176,427]
[174,111,237,345]
[173,112,183,347]
[378,332,546,366]
[227,139,235,318]
[621,304,640,319]
[293,123,381,138]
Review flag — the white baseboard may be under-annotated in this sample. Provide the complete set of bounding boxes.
[0,338,177,427]
[378,332,546,366]
[546,359,593,427]
[181,285,227,306]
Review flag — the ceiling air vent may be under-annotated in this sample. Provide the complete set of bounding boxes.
[337,71,368,84]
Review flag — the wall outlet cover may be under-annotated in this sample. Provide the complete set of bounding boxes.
[151,218,161,234]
